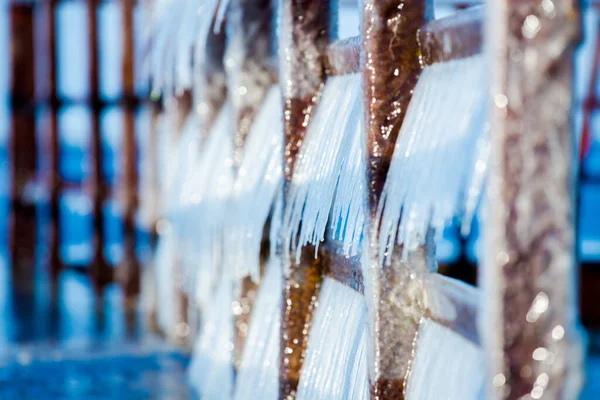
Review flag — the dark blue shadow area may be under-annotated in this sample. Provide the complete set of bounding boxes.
[0,345,195,400]
[581,183,600,262]
[104,199,124,266]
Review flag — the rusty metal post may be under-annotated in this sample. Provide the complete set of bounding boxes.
[361,0,433,398]
[9,2,38,275]
[34,0,62,282]
[120,0,141,306]
[277,0,336,398]
[87,0,112,294]
[485,0,583,398]
[47,0,61,282]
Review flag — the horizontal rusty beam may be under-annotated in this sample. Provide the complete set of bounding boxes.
[425,274,479,346]
[325,36,361,76]
[321,240,364,294]
[418,6,483,66]
[324,6,483,77]
[320,239,479,346]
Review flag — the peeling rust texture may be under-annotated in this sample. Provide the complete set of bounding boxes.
[280,0,334,188]
[418,5,483,66]
[486,0,583,399]
[362,0,430,216]
[227,0,277,167]
[325,36,361,76]
[322,240,364,294]
[279,244,325,400]
[369,243,433,400]
[9,4,37,272]
[362,1,431,399]
[174,91,193,133]
[234,276,259,369]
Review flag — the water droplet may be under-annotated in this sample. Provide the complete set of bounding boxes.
[522,15,541,39]
[494,94,508,109]
[532,347,549,361]
[493,374,506,387]
[552,325,565,340]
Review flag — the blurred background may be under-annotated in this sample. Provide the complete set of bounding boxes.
[0,0,599,398]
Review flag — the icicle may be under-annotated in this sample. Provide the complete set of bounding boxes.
[283,73,364,261]
[170,113,202,219]
[406,318,484,400]
[188,274,235,400]
[170,113,204,288]
[186,103,234,307]
[157,101,183,214]
[296,278,369,400]
[149,0,221,96]
[174,0,202,91]
[224,86,283,282]
[330,109,367,257]
[148,0,174,93]
[377,55,488,265]
[214,0,231,34]
[192,0,226,114]
[233,256,282,400]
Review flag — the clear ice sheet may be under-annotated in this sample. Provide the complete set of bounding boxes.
[223,86,283,282]
[283,73,366,261]
[406,318,484,400]
[296,278,369,400]
[181,103,234,307]
[377,55,489,265]
[188,274,235,400]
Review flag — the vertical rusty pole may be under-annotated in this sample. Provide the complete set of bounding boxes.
[36,0,62,281]
[169,90,193,345]
[225,0,276,369]
[361,0,432,399]
[485,0,583,398]
[87,0,112,294]
[48,0,61,282]
[278,0,335,398]
[145,95,161,332]
[9,2,38,274]
[35,0,61,281]
[120,0,141,305]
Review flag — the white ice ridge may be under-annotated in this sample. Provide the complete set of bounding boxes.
[233,256,282,400]
[406,318,484,400]
[224,86,283,282]
[188,274,235,400]
[169,113,204,292]
[377,55,489,265]
[296,278,369,400]
[284,73,366,261]
[148,0,221,95]
[182,103,234,307]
